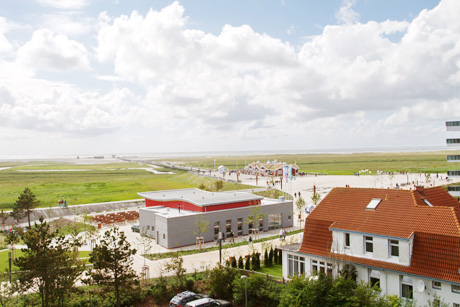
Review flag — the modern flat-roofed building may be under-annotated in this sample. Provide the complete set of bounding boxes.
[281,186,460,306]
[138,188,293,248]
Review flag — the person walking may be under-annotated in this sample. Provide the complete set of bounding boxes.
[248,235,252,245]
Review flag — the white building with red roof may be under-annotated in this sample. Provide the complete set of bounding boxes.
[282,186,460,306]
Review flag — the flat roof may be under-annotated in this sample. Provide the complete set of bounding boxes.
[139,206,196,218]
[138,188,263,207]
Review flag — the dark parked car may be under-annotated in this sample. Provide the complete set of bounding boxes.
[131,224,140,233]
[169,291,208,307]
[185,298,232,307]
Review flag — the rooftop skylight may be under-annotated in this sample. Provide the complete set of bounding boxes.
[423,199,433,207]
[366,198,382,210]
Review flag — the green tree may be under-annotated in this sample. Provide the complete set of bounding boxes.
[14,216,83,307]
[214,180,224,191]
[11,187,40,227]
[311,191,321,207]
[295,196,306,229]
[164,254,187,290]
[245,205,266,239]
[208,265,239,300]
[0,210,8,231]
[86,227,137,307]
[193,215,209,251]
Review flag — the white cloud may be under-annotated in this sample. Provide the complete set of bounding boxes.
[335,0,360,25]
[2,0,460,154]
[16,29,90,71]
[39,12,93,37]
[0,17,13,55]
[36,0,89,10]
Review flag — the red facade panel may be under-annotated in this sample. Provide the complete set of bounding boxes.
[144,198,261,212]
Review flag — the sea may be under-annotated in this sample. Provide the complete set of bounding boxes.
[0,145,456,162]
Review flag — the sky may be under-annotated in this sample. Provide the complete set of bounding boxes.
[1,0,459,156]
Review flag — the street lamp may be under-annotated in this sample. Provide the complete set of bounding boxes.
[241,275,247,307]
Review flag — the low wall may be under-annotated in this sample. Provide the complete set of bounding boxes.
[4,199,145,226]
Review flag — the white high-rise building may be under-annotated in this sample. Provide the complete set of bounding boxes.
[446,121,460,196]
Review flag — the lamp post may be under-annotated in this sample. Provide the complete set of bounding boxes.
[241,275,247,307]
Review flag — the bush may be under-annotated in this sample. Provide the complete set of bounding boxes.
[231,257,237,268]
[233,273,283,307]
[264,249,269,267]
[251,253,257,270]
[208,265,239,300]
[238,256,244,269]
[245,256,250,270]
[274,248,279,264]
[268,247,274,266]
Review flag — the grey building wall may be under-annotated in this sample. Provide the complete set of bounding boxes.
[139,200,293,248]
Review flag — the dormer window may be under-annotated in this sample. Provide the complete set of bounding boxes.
[366,198,382,210]
[389,239,399,257]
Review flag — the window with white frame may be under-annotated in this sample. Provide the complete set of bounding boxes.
[288,255,305,276]
[432,281,441,290]
[345,233,350,249]
[369,270,380,288]
[453,303,460,307]
[364,236,373,253]
[389,239,399,257]
[401,276,413,299]
[311,259,333,276]
[452,284,460,293]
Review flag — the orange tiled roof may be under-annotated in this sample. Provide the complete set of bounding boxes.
[299,186,460,283]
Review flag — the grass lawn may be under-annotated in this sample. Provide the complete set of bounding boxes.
[0,150,454,210]
[256,264,283,278]
[0,249,91,272]
[0,162,255,210]
[167,151,455,175]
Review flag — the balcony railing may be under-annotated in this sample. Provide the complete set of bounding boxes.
[446,121,460,127]
[447,139,460,145]
[448,186,460,197]
[448,171,460,177]
[447,155,460,162]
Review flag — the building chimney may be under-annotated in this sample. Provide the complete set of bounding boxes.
[415,186,425,195]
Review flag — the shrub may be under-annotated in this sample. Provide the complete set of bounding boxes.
[208,265,239,300]
[264,249,269,267]
[268,247,274,266]
[238,256,244,269]
[233,273,283,307]
[245,256,250,270]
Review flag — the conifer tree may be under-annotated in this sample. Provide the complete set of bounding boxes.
[86,227,137,307]
[11,187,40,227]
[14,217,83,307]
